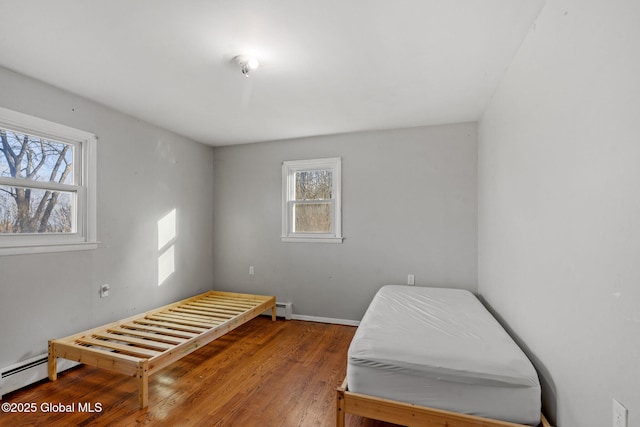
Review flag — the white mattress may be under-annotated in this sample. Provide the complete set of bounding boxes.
[347,285,541,426]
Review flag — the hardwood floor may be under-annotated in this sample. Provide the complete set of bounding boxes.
[1,317,400,427]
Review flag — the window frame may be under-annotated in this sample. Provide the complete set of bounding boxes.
[281,157,343,243]
[0,106,97,255]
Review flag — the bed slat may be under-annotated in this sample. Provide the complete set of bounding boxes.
[132,319,208,334]
[193,300,254,311]
[76,337,162,359]
[146,313,217,328]
[92,332,175,351]
[111,326,189,344]
[167,307,232,321]
[203,296,256,307]
[178,305,238,318]
[123,322,198,339]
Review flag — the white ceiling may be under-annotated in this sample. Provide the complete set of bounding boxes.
[0,0,544,146]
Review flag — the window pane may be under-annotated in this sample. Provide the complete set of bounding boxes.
[0,128,74,184]
[295,170,332,200]
[0,185,74,233]
[293,202,332,233]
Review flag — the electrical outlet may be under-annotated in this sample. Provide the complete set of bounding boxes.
[407,274,415,285]
[249,265,255,276]
[613,399,628,427]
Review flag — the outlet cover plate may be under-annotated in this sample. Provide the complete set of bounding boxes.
[613,399,628,427]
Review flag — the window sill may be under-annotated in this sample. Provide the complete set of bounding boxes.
[0,241,99,256]
[280,236,344,244]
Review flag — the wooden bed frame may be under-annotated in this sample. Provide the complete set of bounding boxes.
[48,290,275,408]
[337,379,552,427]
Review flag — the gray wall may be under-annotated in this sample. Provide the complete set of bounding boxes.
[478,0,640,426]
[0,67,214,368]
[213,123,477,321]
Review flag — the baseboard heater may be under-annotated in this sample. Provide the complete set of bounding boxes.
[262,301,292,320]
[0,353,79,399]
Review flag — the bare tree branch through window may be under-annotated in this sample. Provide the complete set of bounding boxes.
[0,129,74,233]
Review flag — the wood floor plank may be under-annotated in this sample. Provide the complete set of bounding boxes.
[2,317,397,427]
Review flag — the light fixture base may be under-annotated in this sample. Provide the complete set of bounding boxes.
[233,55,259,77]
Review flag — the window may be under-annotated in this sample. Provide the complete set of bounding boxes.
[281,157,342,243]
[0,106,97,255]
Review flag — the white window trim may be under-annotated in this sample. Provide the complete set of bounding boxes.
[0,106,98,256]
[281,157,343,243]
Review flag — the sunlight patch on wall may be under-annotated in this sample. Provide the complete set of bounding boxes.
[157,209,177,286]
[158,209,176,250]
[158,245,175,286]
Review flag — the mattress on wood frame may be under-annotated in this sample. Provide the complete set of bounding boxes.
[347,285,541,426]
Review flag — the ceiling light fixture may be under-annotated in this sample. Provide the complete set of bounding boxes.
[234,55,260,78]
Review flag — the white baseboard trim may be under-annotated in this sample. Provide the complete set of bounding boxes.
[291,314,360,327]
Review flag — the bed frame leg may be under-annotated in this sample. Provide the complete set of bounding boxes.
[137,360,149,409]
[271,305,277,321]
[337,383,346,427]
[48,340,57,381]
